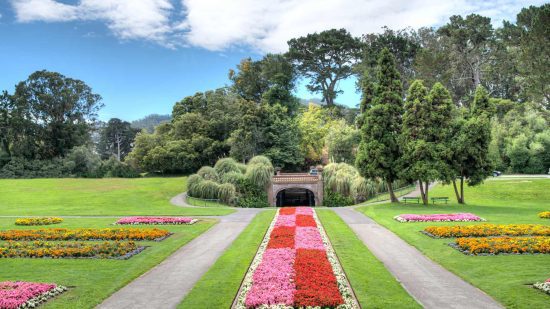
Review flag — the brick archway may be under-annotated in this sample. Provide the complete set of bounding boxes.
[268,173,323,206]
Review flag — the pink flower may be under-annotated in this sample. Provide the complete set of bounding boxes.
[245,248,296,307]
[0,281,58,309]
[295,207,313,215]
[115,217,196,225]
[295,227,325,250]
[395,213,483,222]
[275,215,296,227]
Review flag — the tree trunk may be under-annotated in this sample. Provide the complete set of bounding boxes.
[387,181,399,203]
[423,181,429,205]
[460,176,465,204]
[452,179,462,204]
[418,180,428,205]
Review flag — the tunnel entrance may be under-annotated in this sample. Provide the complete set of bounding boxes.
[276,188,316,207]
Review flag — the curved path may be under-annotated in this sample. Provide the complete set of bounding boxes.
[334,196,503,308]
[97,194,263,309]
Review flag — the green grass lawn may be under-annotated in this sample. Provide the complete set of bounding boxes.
[186,195,228,207]
[317,210,420,308]
[0,178,234,216]
[178,210,275,308]
[0,217,216,308]
[358,178,550,309]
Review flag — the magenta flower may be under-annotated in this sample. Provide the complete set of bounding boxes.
[275,215,296,227]
[394,213,484,222]
[295,207,313,215]
[295,226,325,250]
[245,248,296,307]
[115,217,196,225]
[0,281,60,309]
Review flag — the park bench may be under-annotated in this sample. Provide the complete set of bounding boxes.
[431,197,449,204]
[403,197,420,204]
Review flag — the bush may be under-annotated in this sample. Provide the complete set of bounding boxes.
[194,180,220,199]
[0,157,70,178]
[248,155,272,166]
[323,190,354,207]
[63,146,101,177]
[236,163,247,174]
[245,163,274,188]
[214,158,241,176]
[351,177,376,202]
[237,194,270,208]
[221,171,246,186]
[218,183,237,204]
[197,166,218,181]
[187,174,203,197]
[97,158,140,178]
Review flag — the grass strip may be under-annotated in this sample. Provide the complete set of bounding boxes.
[317,210,420,308]
[178,210,276,308]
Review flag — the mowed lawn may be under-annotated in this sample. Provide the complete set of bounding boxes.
[358,178,550,308]
[0,217,216,308]
[0,177,234,216]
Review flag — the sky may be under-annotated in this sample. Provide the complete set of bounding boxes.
[0,0,546,121]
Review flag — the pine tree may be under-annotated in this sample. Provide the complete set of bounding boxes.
[356,48,404,203]
[450,85,493,204]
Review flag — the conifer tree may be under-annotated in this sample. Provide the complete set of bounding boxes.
[356,48,404,202]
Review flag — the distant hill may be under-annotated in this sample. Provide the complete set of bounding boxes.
[131,114,171,133]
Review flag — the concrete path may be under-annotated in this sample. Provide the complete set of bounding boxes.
[97,208,263,309]
[333,208,502,309]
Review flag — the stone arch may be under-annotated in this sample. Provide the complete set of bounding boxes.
[268,174,323,206]
[275,187,317,207]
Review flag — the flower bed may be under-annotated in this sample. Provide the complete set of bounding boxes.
[0,228,171,241]
[0,241,144,259]
[234,207,358,308]
[423,224,550,238]
[534,279,550,295]
[0,281,67,309]
[539,211,550,219]
[115,217,197,225]
[394,213,484,223]
[15,217,63,226]
[451,236,550,255]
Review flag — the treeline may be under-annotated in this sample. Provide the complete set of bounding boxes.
[0,4,548,181]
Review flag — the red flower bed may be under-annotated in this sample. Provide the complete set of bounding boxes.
[279,208,296,215]
[267,226,295,249]
[296,215,317,227]
[294,249,344,307]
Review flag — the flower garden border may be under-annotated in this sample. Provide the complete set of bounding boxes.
[232,208,360,309]
[0,282,67,309]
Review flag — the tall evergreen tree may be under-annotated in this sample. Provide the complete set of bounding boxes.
[401,80,435,204]
[356,48,404,202]
[449,85,493,203]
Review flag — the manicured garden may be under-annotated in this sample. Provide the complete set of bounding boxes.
[0,217,216,308]
[0,178,234,216]
[358,178,550,308]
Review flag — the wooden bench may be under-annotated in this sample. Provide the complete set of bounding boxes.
[431,197,449,204]
[403,197,420,204]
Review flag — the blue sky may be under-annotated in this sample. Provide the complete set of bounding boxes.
[0,1,545,121]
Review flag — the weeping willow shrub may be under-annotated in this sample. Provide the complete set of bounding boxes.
[323,163,359,197]
[245,163,274,188]
[351,177,376,202]
[214,158,240,176]
[197,166,218,181]
[187,174,203,197]
[194,180,220,199]
[218,183,236,204]
[221,171,246,186]
[248,155,272,166]
[236,163,247,174]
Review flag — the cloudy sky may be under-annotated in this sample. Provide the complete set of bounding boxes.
[0,0,545,120]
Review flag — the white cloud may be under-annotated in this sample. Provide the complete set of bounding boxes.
[11,0,175,45]
[10,0,547,52]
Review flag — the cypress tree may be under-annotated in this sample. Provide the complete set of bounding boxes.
[356,48,404,203]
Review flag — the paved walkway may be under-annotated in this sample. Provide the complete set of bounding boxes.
[333,208,502,309]
[97,207,263,309]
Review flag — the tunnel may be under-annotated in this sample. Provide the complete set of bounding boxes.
[276,188,316,207]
